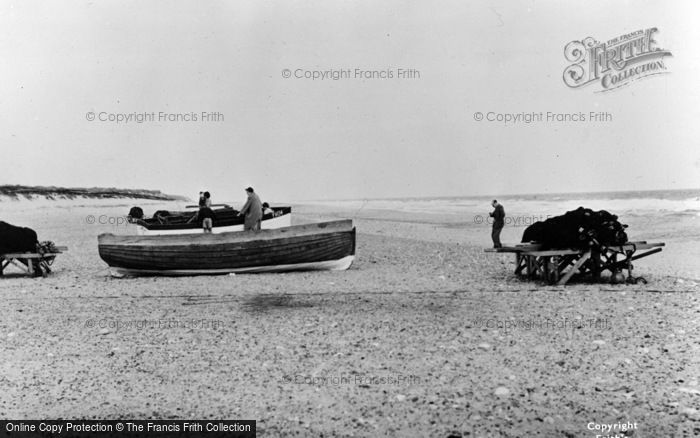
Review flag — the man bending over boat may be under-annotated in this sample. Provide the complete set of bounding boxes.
[238,187,263,231]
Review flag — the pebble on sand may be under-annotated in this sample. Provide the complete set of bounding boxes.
[494,386,510,397]
[395,394,406,402]
[680,407,698,417]
[592,340,606,346]
[477,343,491,351]
[678,387,700,395]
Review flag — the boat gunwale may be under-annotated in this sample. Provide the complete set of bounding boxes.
[135,207,292,230]
[98,220,354,246]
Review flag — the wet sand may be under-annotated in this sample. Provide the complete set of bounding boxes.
[1,203,698,437]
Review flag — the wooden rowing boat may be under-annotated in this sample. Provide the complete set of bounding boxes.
[129,206,292,235]
[98,220,356,277]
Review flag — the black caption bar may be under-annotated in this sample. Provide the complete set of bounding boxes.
[0,421,256,438]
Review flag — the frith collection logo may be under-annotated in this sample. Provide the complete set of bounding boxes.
[563,28,672,92]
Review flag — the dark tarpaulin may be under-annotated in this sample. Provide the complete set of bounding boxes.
[522,207,628,250]
[0,221,39,254]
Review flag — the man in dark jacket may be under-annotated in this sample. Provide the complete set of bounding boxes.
[489,200,505,248]
[238,187,263,231]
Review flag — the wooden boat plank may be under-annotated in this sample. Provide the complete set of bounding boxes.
[98,223,355,273]
[103,248,353,271]
[103,220,353,246]
[605,242,665,251]
[101,236,354,270]
[102,239,352,267]
[100,230,350,255]
[557,251,592,286]
[524,249,583,256]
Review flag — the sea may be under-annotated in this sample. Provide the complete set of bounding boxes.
[308,189,700,219]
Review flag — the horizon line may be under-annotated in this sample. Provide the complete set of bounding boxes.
[293,187,700,203]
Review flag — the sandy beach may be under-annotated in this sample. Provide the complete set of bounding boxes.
[1,201,698,437]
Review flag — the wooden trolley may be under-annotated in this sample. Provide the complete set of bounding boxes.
[486,241,664,285]
[0,246,67,277]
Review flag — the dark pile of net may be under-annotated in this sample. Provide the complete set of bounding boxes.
[521,207,629,250]
[0,221,38,254]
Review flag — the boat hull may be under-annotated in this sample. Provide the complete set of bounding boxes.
[98,220,356,277]
[107,255,355,277]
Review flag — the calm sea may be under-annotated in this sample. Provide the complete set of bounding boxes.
[311,189,700,217]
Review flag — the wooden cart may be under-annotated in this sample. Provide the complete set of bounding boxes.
[486,241,664,285]
[0,246,67,277]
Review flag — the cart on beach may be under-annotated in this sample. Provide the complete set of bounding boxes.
[0,243,67,277]
[486,241,665,285]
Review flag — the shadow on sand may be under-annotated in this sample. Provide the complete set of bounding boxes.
[242,294,315,313]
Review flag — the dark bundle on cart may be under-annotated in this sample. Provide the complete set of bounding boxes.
[0,221,66,277]
[485,207,664,285]
[521,207,629,250]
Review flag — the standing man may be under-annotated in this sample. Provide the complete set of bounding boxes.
[489,199,505,248]
[238,187,263,231]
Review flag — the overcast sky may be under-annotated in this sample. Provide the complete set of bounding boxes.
[1,0,698,202]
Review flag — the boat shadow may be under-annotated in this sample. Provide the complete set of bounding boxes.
[180,293,316,311]
[242,294,315,313]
